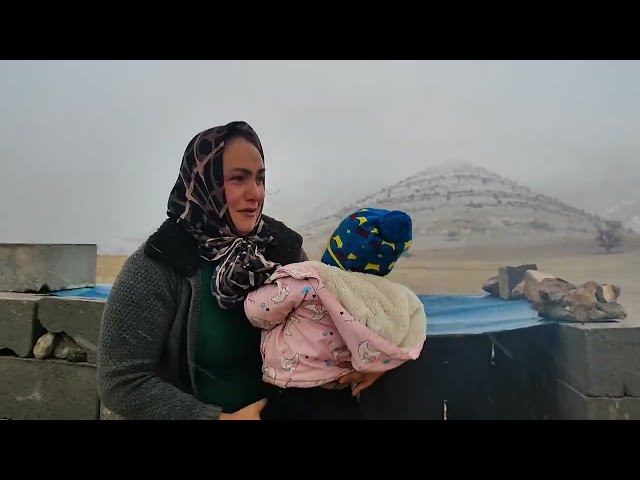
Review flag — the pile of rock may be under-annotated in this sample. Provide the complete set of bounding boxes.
[33,332,88,362]
[482,264,627,323]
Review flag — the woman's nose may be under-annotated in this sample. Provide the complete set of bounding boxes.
[246,179,261,200]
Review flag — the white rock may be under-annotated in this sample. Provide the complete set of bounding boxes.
[33,332,56,359]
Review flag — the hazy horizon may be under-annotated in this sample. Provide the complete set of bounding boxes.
[1,60,639,254]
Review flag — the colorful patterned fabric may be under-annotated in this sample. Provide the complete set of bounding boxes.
[320,208,413,277]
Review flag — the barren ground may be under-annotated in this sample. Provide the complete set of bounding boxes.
[97,234,640,318]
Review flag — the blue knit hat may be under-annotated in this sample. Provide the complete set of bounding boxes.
[320,208,413,277]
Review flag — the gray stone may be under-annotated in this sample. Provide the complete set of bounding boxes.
[0,357,99,420]
[0,293,43,357]
[533,278,575,305]
[533,278,627,323]
[513,270,556,302]
[538,302,619,323]
[65,349,88,363]
[553,322,640,397]
[600,284,621,303]
[497,264,537,300]
[37,297,105,364]
[482,276,499,296]
[598,302,627,319]
[555,379,640,420]
[562,281,600,307]
[99,404,125,420]
[54,333,87,362]
[0,243,97,293]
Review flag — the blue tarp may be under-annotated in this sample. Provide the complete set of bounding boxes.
[52,284,113,300]
[52,285,552,336]
[419,294,551,336]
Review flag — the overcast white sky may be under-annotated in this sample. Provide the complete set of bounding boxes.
[1,60,638,253]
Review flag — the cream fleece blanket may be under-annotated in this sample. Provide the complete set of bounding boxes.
[308,261,427,350]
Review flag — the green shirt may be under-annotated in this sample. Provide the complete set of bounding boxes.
[194,262,267,413]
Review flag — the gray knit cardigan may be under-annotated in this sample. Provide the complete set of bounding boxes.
[96,216,307,420]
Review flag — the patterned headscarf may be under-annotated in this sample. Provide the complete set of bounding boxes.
[167,121,279,309]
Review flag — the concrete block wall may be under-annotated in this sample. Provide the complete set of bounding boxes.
[0,357,99,420]
[0,293,104,420]
[2,293,638,420]
[0,243,97,293]
[551,320,640,419]
[361,317,640,421]
[2,242,638,420]
[486,310,640,420]
[0,243,103,420]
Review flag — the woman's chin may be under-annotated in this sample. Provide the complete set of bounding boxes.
[232,216,258,236]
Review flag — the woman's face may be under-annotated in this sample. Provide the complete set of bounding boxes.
[222,137,266,236]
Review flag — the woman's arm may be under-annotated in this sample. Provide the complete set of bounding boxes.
[97,249,223,420]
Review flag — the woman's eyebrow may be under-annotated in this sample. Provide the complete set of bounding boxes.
[228,167,266,175]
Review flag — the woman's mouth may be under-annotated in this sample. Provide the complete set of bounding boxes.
[238,208,257,217]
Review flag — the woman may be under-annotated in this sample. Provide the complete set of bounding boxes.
[97,121,381,420]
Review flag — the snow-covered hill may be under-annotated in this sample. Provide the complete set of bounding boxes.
[299,161,607,249]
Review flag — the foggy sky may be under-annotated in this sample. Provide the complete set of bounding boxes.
[1,60,638,253]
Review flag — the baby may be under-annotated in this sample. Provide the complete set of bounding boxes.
[244,207,427,420]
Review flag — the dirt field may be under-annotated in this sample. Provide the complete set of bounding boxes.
[96,255,129,284]
[97,233,640,314]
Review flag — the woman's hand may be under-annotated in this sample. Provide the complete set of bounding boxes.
[337,362,385,396]
[218,398,267,420]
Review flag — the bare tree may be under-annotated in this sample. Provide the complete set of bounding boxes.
[596,220,623,253]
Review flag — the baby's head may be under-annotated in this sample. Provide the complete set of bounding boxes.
[320,208,413,277]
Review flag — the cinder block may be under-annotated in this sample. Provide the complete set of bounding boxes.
[0,357,99,420]
[0,293,44,357]
[37,297,105,364]
[553,322,640,397]
[623,371,640,397]
[0,243,96,293]
[555,379,640,420]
